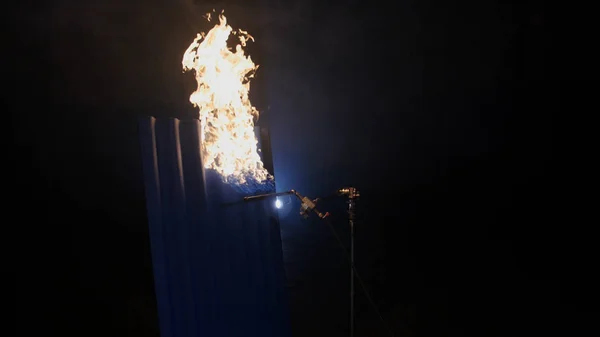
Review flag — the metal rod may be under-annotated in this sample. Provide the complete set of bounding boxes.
[349,196,356,337]
[242,190,294,201]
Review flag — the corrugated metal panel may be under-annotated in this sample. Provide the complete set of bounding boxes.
[138,117,290,337]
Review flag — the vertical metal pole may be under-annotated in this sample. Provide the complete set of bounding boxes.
[348,197,356,337]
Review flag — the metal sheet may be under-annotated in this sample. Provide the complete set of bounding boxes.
[138,116,290,337]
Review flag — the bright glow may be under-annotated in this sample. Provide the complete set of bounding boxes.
[182,12,272,185]
[275,198,283,209]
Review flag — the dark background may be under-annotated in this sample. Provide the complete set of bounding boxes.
[10,1,588,336]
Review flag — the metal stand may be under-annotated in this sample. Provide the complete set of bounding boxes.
[338,187,359,337]
[349,198,356,337]
[245,187,361,337]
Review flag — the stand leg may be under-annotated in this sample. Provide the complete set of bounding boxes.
[349,198,355,337]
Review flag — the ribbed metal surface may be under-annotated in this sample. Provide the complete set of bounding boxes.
[138,116,290,337]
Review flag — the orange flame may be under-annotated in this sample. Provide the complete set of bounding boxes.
[182,13,271,185]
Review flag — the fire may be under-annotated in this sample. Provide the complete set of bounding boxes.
[182,12,272,186]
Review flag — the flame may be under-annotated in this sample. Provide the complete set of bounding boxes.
[182,13,271,185]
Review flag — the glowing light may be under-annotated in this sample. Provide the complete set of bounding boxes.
[275,198,283,209]
[182,12,272,186]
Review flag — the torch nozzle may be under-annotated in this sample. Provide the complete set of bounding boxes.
[243,189,330,219]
